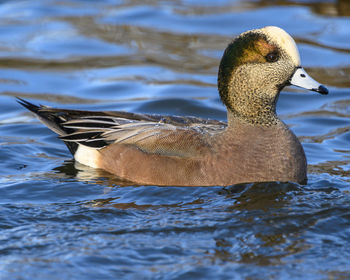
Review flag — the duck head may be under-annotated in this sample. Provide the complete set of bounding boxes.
[218,26,328,126]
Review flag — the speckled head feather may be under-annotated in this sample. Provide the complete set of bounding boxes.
[218,26,301,126]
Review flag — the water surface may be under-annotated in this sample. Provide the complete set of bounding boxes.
[1,0,350,279]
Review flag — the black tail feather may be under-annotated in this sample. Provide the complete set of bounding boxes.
[17,97,79,155]
[17,97,41,114]
[63,142,79,156]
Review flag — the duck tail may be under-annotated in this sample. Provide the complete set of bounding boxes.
[17,97,78,155]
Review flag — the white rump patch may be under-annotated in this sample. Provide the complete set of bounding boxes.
[260,26,301,66]
[74,144,100,168]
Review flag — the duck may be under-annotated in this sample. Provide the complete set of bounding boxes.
[18,26,328,187]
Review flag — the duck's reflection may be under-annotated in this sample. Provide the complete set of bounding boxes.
[213,182,319,265]
[53,160,313,266]
[223,181,301,211]
[53,160,139,186]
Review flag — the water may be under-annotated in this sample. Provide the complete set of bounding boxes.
[1,0,350,279]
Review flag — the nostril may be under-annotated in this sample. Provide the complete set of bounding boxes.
[300,74,306,78]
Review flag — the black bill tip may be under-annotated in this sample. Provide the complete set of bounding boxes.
[314,85,329,95]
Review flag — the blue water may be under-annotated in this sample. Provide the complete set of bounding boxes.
[1,0,350,279]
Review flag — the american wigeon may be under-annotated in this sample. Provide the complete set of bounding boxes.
[19,26,328,186]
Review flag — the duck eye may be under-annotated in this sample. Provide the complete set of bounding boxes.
[266,51,279,63]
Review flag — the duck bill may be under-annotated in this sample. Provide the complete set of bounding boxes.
[289,67,328,95]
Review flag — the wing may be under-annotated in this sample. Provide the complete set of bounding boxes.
[18,98,227,156]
